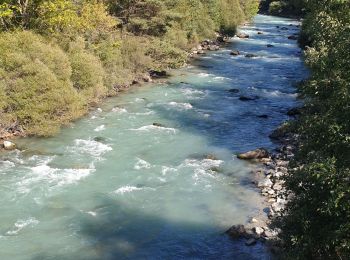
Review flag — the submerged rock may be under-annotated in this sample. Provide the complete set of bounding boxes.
[245,238,257,246]
[226,224,246,239]
[267,44,274,48]
[239,95,259,101]
[3,141,16,150]
[230,50,240,56]
[245,54,257,58]
[258,114,268,119]
[237,148,269,160]
[228,88,240,93]
[288,35,298,40]
[93,136,107,143]
[257,31,263,35]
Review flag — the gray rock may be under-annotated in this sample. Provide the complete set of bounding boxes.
[254,227,264,236]
[230,50,240,56]
[237,33,249,39]
[237,148,269,160]
[3,141,16,150]
[226,224,246,239]
[245,53,257,58]
[258,178,273,188]
[273,182,283,191]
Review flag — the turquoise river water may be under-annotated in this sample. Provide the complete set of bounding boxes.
[0,15,307,259]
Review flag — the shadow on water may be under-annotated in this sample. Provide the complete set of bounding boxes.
[32,196,272,260]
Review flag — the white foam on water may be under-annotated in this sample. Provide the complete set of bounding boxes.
[130,125,177,134]
[112,107,128,114]
[6,217,39,235]
[198,73,211,77]
[94,125,105,132]
[134,98,146,103]
[17,160,94,192]
[180,158,223,182]
[161,166,178,176]
[90,115,97,119]
[213,76,229,81]
[72,139,113,157]
[97,108,103,112]
[113,185,155,195]
[134,158,152,170]
[168,102,193,110]
[87,211,97,217]
[113,186,143,194]
[0,160,15,172]
[180,88,206,100]
[263,89,297,98]
[133,110,155,116]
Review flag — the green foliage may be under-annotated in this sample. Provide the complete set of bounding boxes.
[275,0,350,259]
[0,31,85,136]
[269,1,286,15]
[69,48,107,102]
[0,0,260,136]
[261,0,305,16]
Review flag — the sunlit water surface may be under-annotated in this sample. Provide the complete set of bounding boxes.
[0,15,307,259]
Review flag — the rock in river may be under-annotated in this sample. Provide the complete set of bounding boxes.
[239,95,259,101]
[3,141,16,150]
[226,224,246,239]
[237,33,249,39]
[228,88,240,93]
[245,54,257,58]
[230,50,240,56]
[237,148,269,160]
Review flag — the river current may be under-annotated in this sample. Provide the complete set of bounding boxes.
[0,15,307,259]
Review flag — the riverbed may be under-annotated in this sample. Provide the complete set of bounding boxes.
[0,15,307,259]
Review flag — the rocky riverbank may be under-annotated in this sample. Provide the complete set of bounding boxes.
[226,120,298,253]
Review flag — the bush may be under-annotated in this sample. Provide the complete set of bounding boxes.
[0,31,85,136]
[69,48,107,102]
[275,0,350,258]
[269,1,285,15]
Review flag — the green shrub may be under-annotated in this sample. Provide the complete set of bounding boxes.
[269,1,286,15]
[0,31,85,136]
[69,49,107,102]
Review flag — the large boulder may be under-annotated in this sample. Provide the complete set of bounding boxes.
[226,224,246,239]
[237,148,269,160]
[3,141,16,150]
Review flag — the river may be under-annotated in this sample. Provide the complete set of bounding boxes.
[0,15,307,259]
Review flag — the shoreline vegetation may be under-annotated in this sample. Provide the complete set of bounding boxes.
[0,0,259,141]
[231,1,350,259]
